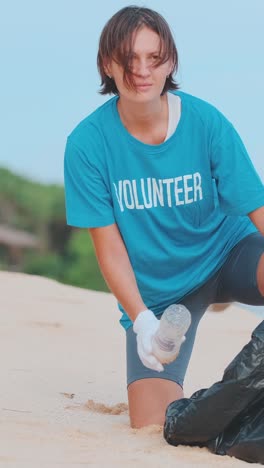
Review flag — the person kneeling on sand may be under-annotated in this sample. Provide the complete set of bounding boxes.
[64,5,264,428]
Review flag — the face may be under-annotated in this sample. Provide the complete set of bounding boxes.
[106,27,172,103]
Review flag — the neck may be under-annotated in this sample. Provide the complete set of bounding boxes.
[117,95,168,132]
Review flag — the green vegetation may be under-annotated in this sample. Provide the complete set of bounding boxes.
[0,167,109,292]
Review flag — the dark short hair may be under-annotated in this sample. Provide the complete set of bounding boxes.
[97,5,179,95]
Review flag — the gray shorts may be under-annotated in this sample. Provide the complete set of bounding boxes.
[126,232,264,388]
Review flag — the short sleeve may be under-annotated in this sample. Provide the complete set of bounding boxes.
[210,124,264,216]
[64,137,115,228]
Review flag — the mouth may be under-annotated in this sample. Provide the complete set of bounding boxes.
[135,83,153,92]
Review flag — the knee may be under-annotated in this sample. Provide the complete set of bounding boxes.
[257,254,264,296]
[129,409,165,429]
[128,379,184,429]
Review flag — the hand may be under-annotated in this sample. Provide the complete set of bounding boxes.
[133,309,164,372]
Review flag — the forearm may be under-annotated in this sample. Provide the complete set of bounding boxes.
[248,206,264,235]
[89,225,147,321]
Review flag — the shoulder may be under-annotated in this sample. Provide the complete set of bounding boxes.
[64,97,118,168]
[67,96,118,147]
[171,90,233,132]
[172,90,220,114]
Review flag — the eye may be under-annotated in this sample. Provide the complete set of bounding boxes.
[151,54,161,65]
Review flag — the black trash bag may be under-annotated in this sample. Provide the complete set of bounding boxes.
[164,320,264,464]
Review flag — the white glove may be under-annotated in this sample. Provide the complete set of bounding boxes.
[133,309,164,372]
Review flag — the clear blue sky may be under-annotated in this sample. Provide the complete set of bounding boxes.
[1,0,263,184]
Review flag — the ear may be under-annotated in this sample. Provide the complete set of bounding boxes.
[103,60,112,78]
[168,60,174,76]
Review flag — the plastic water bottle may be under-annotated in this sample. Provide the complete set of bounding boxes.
[152,304,191,364]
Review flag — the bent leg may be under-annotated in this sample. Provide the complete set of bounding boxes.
[125,280,216,428]
[215,232,264,305]
[257,253,264,296]
[128,378,183,428]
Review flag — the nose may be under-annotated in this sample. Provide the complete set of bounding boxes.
[132,58,151,77]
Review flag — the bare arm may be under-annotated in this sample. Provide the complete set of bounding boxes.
[89,223,147,322]
[248,206,264,235]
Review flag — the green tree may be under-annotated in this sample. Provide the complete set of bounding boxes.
[0,166,110,294]
[62,229,109,292]
[23,252,63,280]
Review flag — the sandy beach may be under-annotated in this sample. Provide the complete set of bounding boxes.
[0,270,262,467]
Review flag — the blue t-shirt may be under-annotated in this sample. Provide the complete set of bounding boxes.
[64,91,264,329]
